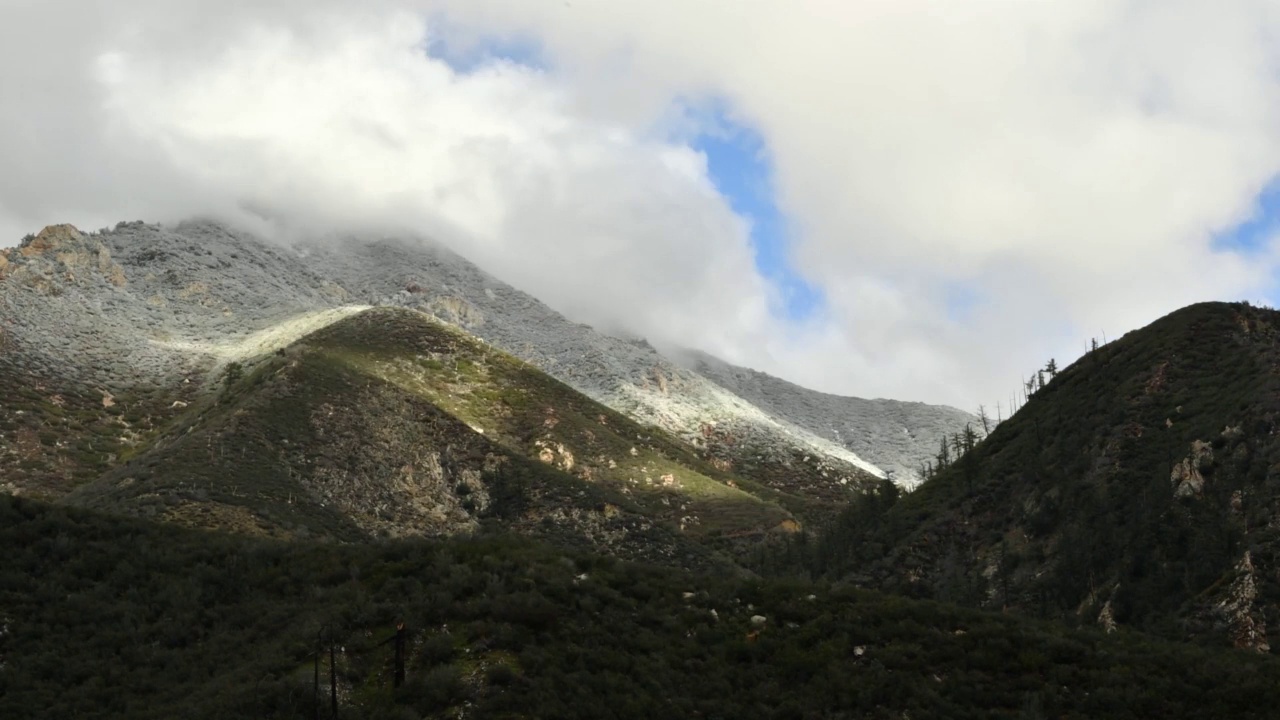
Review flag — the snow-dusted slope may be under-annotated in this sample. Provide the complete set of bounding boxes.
[2,219,972,488]
[672,350,974,485]
[298,236,891,481]
[296,232,972,486]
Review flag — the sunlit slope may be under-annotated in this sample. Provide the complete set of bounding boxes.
[68,307,812,566]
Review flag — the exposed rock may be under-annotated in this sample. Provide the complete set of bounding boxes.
[1217,552,1269,653]
[426,295,483,328]
[1171,440,1213,498]
[1098,600,1117,634]
[12,224,127,288]
[535,440,575,472]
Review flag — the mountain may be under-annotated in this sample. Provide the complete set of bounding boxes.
[674,349,975,485]
[0,220,968,518]
[63,304,818,568]
[295,230,972,486]
[5,493,1280,720]
[816,301,1280,651]
[8,224,1280,717]
[0,220,967,569]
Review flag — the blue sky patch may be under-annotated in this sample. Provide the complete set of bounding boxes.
[690,106,825,321]
[1214,179,1280,306]
[1214,178,1280,255]
[425,19,549,74]
[421,27,823,322]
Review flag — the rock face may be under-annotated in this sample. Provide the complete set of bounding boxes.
[1171,440,1213,498]
[1097,599,1118,634]
[0,219,971,500]
[8,224,127,288]
[1217,552,1270,653]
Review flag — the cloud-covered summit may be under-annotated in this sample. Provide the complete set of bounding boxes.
[4,1,1280,410]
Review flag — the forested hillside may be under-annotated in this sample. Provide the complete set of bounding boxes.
[811,301,1280,650]
[4,495,1280,719]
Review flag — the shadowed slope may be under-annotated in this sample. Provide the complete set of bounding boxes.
[818,301,1280,650]
[5,494,1280,719]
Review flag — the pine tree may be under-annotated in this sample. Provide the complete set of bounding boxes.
[961,423,980,495]
[937,435,951,470]
[977,405,991,435]
[1045,358,1058,377]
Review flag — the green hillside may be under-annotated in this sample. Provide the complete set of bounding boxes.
[62,307,814,567]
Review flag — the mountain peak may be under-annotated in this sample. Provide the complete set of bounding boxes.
[3,223,127,289]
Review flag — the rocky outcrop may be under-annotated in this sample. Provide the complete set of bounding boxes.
[1097,600,1117,634]
[1217,552,1270,653]
[426,295,484,328]
[7,224,127,289]
[1171,440,1213,498]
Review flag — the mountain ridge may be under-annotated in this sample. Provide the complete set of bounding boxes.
[0,219,971,496]
[672,347,974,484]
[813,300,1280,651]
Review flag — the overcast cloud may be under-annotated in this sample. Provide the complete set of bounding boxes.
[4,0,1280,411]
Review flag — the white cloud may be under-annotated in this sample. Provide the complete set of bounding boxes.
[3,0,1280,411]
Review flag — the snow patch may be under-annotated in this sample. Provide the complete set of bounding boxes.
[151,305,371,364]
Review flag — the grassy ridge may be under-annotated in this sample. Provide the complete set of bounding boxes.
[310,307,797,536]
[59,308,803,569]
